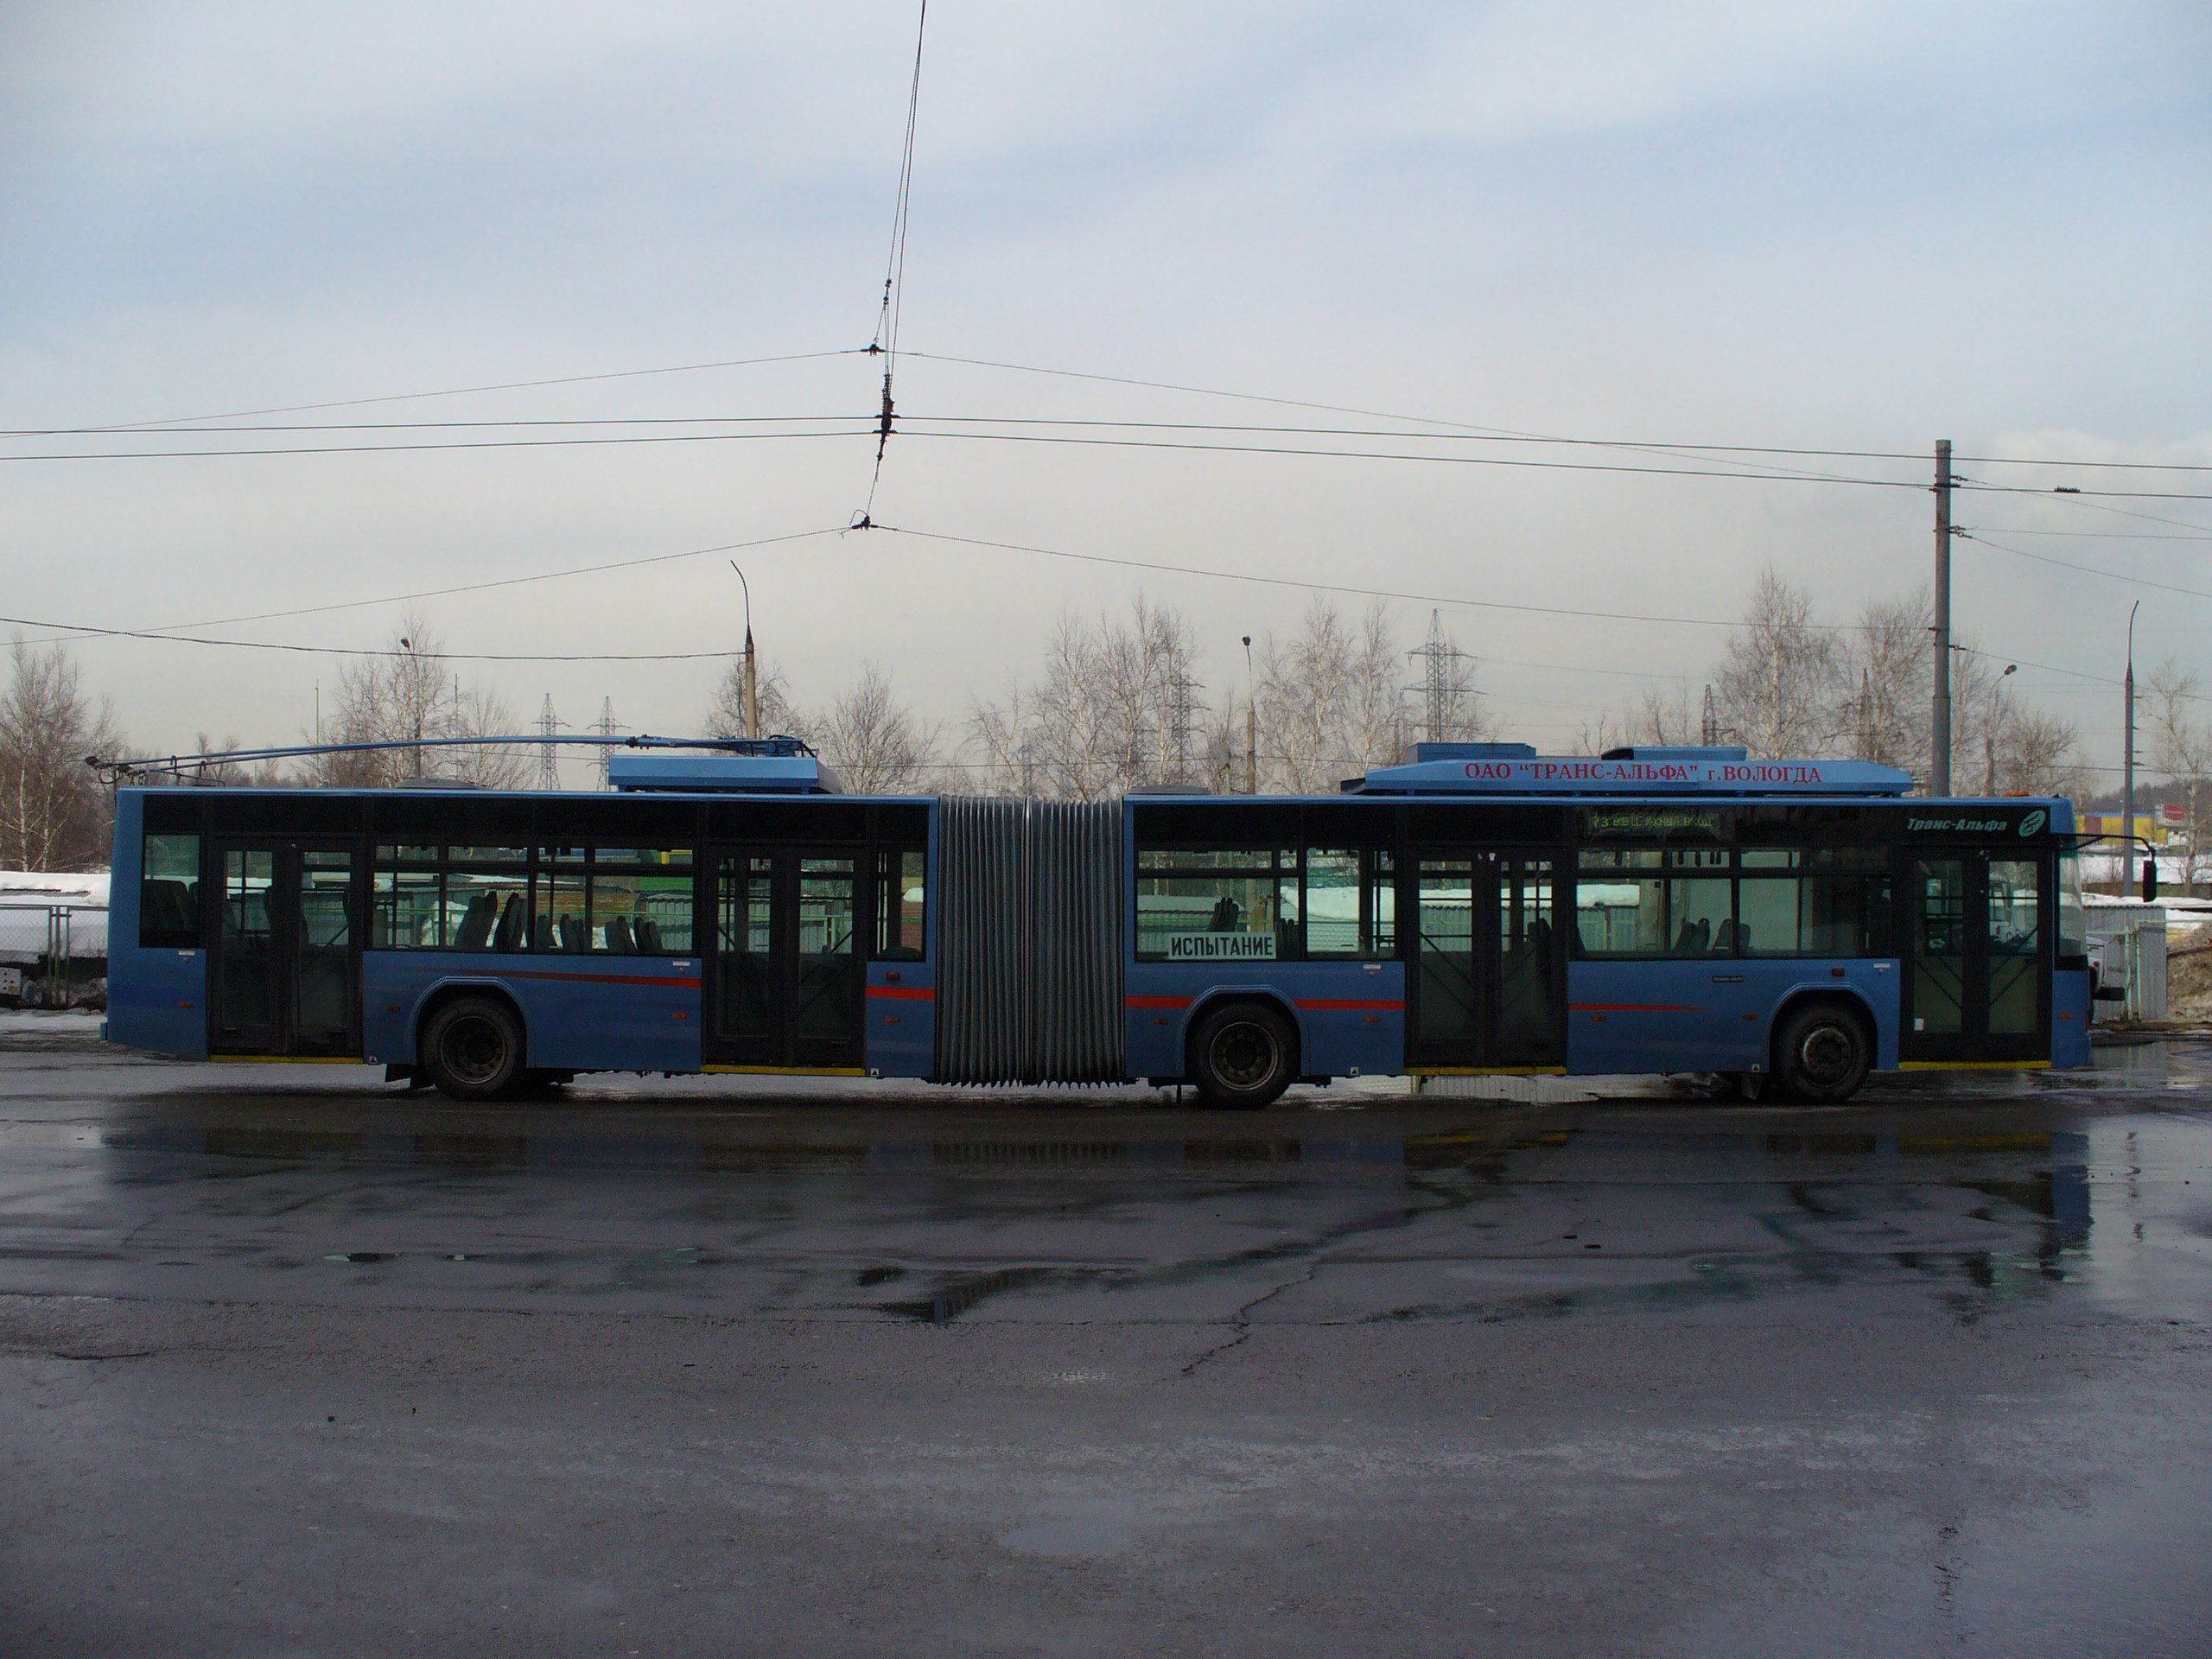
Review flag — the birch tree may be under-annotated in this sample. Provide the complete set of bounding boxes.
[2149,661,2211,887]
[705,659,805,743]
[814,664,941,794]
[304,614,530,789]
[1254,598,1408,791]
[1713,569,1844,758]
[0,639,125,871]
[965,598,1205,798]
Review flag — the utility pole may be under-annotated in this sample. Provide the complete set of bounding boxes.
[2125,600,2140,896]
[732,563,759,739]
[536,696,562,790]
[1930,439,1954,796]
[1242,636,1257,794]
[1700,684,1719,747]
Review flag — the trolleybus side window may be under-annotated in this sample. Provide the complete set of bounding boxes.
[1986,858,2040,1033]
[1574,842,1893,958]
[1135,845,1393,961]
[372,843,694,954]
[2056,848,2088,967]
[140,833,202,948]
[874,847,926,959]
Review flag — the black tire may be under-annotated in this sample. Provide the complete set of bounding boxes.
[420,997,528,1102]
[1188,1001,1297,1110]
[1770,1001,1872,1103]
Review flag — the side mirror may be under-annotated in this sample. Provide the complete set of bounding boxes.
[2144,861,2158,904]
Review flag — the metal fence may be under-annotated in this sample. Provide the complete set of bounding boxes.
[0,904,110,1007]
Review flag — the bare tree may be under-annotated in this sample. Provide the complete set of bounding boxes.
[0,639,126,871]
[964,598,1208,798]
[1254,598,1408,791]
[814,664,941,794]
[705,658,806,743]
[2149,660,2212,887]
[303,613,530,789]
[1713,568,1844,758]
[1839,589,1931,776]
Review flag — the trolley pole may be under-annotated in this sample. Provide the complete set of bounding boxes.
[1930,439,1953,797]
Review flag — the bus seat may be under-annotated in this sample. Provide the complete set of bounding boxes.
[633,918,662,954]
[1712,918,1738,955]
[143,880,194,936]
[558,916,588,952]
[531,913,553,951]
[493,893,525,953]
[605,915,636,954]
[453,893,498,951]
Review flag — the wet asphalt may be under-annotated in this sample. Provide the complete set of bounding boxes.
[1,1032,2208,1657]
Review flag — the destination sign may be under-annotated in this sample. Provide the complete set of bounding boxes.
[1354,755,1914,796]
[1162,932,1277,962]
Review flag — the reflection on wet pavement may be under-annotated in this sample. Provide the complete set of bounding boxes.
[0,1039,2205,1328]
[5,1039,2212,1658]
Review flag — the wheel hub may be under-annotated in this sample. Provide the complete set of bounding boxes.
[1211,1022,1277,1088]
[443,1017,507,1084]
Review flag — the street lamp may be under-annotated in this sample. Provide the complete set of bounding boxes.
[2124,601,2140,898]
[1242,636,1256,795]
[730,563,759,740]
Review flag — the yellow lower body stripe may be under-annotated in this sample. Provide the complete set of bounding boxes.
[211,1055,365,1065]
[1896,1059,2052,1071]
[700,1064,868,1077]
[1408,1065,1569,1077]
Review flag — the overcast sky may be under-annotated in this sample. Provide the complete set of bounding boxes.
[3,1,2208,783]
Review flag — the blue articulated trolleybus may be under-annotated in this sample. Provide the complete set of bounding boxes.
[105,741,2091,1105]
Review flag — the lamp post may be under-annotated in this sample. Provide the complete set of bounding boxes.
[1242,636,1257,795]
[731,563,759,740]
[2124,601,2140,898]
[400,635,423,779]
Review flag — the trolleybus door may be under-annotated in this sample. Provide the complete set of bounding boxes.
[1408,851,1566,1069]
[208,841,362,1057]
[1903,852,2047,1063]
[707,849,864,1068]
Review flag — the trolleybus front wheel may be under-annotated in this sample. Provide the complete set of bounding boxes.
[421,996,529,1102]
[1770,1001,1872,1103]
[1188,1001,1296,1110]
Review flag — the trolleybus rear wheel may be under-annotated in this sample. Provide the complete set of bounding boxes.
[1770,1002,1872,1103]
[422,996,528,1102]
[1188,1001,1296,1110]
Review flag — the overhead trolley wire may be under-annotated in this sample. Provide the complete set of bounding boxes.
[894,348,2212,479]
[3,415,874,436]
[893,429,1923,488]
[1955,530,2212,604]
[0,349,870,438]
[863,522,1777,628]
[12,526,851,650]
[862,0,929,517]
[0,613,761,663]
[0,429,874,462]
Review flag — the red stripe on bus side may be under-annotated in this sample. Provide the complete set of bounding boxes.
[1294,998,1404,1012]
[1568,1002,1701,1013]
[1126,995,1193,1009]
[866,985,936,1000]
[502,970,702,989]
